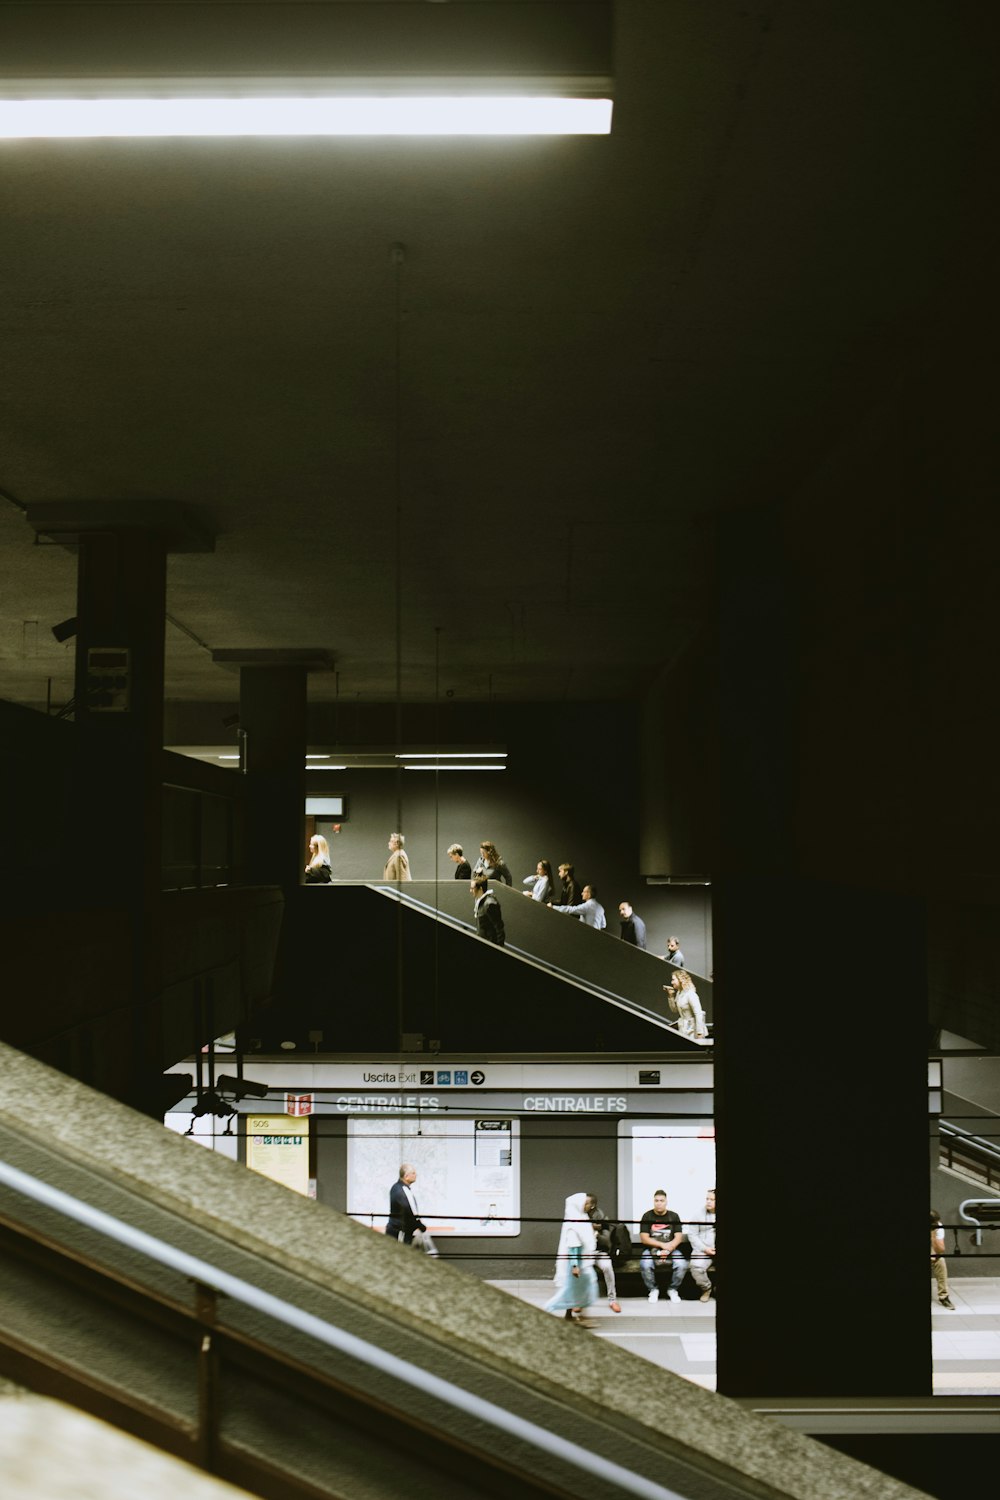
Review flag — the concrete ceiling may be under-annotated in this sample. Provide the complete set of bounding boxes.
[0,1,993,709]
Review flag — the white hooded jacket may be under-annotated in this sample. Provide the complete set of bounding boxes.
[552,1191,597,1279]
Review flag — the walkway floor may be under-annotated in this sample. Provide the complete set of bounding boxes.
[488,1278,1000,1395]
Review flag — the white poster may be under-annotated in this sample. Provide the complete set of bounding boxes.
[347,1116,519,1236]
[620,1120,716,1231]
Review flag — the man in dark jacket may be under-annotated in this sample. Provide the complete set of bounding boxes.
[471,877,506,945]
[447,843,472,879]
[386,1163,426,1244]
[557,862,582,906]
[618,900,647,948]
[664,935,685,966]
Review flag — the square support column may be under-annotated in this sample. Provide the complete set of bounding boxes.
[712,503,931,1397]
[212,649,335,897]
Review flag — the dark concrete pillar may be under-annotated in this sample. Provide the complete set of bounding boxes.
[639,641,717,879]
[26,501,214,1107]
[240,665,307,893]
[72,528,166,895]
[713,503,930,1398]
[213,649,334,896]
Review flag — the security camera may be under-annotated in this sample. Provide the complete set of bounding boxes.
[216,1074,269,1100]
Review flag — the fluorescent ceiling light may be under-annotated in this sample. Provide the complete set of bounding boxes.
[397,752,506,759]
[305,754,330,760]
[405,764,506,772]
[309,764,347,771]
[0,94,611,138]
[217,754,239,760]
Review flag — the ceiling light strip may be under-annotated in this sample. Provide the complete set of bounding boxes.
[396,752,506,759]
[404,764,505,772]
[0,96,612,138]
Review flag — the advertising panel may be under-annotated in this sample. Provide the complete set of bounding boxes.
[619,1119,716,1230]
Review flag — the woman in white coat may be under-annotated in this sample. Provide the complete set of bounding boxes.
[667,969,708,1039]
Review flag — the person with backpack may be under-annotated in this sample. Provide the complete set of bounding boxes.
[584,1193,622,1312]
[471,876,506,945]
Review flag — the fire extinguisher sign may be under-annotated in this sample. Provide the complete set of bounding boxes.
[285,1093,314,1117]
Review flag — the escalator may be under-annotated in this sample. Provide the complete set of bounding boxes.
[369,880,713,1045]
[0,1042,929,1500]
[273,880,712,1054]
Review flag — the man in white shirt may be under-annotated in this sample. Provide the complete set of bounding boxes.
[685,1188,717,1302]
[931,1209,953,1308]
[551,883,607,929]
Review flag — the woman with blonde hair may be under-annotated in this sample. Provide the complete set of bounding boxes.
[666,969,707,1039]
[304,834,332,883]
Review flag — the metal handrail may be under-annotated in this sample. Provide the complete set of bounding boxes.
[941,1122,1000,1165]
[359,879,714,982]
[366,883,702,1041]
[939,1122,1000,1195]
[958,1198,1000,1247]
[0,1157,688,1500]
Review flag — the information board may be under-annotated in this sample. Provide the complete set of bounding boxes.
[246,1113,310,1196]
[347,1116,519,1236]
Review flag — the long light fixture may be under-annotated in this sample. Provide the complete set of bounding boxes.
[0,2,612,137]
[404,763,505,772]
[178,745,507,770]
[398,749,506,772]
[0,91,611,138]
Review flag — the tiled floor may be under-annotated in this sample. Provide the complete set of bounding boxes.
[488,1277,1000,1395]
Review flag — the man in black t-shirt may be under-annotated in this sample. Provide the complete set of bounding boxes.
[639,1189,689,1302]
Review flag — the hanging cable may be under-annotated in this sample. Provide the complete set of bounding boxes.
[390,241,406,1048]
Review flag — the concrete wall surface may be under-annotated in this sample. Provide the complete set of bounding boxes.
[0,1386,255,1500]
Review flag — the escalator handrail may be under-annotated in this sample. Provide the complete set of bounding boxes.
[939,1121,1000,1166]
[363,880,715,984]
[0,1155,689,1500]
[366,882,691,1036]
